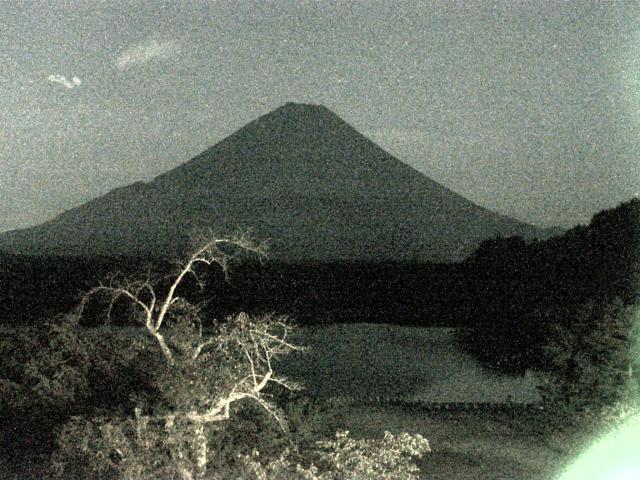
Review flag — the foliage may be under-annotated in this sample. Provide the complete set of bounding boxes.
[201,389,350,470]
[0,326,43,411]
[52,308,302,479]
[536,297,639,423]
[0,315,156,462]
[458,198,640,375]
[51,393,372,480]
[1,315,148,412]
[237,430,430,480]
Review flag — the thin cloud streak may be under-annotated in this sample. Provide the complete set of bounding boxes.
[115,39,181,70]
[48,74,82,89]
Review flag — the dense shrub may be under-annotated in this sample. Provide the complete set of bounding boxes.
[0,315,157,462]
[238,430,430,480]
[1,316,148,411]
[457,198,640,376]
[0,326,43,411]
[536,298,639,422]
[49,315,430,480]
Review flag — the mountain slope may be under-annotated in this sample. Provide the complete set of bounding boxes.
[0,102,552,261]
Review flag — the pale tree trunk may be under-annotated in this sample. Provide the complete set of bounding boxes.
[164,415,194,480]
[193,423,208,479]
[177,464,193,480]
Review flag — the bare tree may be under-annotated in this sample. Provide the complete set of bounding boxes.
[71,232,304,480]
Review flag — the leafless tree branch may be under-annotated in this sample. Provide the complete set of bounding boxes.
[72,232,302,478]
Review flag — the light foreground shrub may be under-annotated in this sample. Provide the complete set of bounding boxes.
[1,316,143,457]
[0,316,91,412]
[51,309,303,480]
[1,314,146,414]
[239,430,430,480]
[54,420,429,480]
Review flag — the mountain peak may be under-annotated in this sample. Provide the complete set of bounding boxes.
[269,102,336,122]
[278,101,328,112]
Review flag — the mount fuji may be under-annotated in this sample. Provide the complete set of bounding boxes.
[0,103,555,262]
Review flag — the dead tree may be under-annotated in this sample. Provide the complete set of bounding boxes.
[75,232,304,480]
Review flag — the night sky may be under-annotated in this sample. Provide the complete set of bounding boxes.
[2,0,639,233]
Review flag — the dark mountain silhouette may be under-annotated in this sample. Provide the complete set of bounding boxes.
[0,102,559,261]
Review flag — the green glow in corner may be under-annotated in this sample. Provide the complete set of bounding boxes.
[557,412,640,480]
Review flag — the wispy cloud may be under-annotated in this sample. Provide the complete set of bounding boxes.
[48,74,82,89]
[115,38,181,70]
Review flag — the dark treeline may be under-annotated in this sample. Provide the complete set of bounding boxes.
[459,197,640,374]
[0,253,472,327]
[0,254,160,324]
[201,260,471,326]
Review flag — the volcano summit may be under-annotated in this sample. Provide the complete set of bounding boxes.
[0,103,552,261]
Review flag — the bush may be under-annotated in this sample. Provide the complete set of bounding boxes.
[0,315,156,461]
[50,314,430,480]
[536,297,639,423]
[0,325,42,411]
[50,311,301,479]
[238,430,430,480]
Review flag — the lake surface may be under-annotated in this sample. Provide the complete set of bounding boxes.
[276,324,541,404]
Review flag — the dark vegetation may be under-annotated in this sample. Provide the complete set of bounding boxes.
[460,198,639,373]
[2,199,637,338]
[0,256,472,327]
